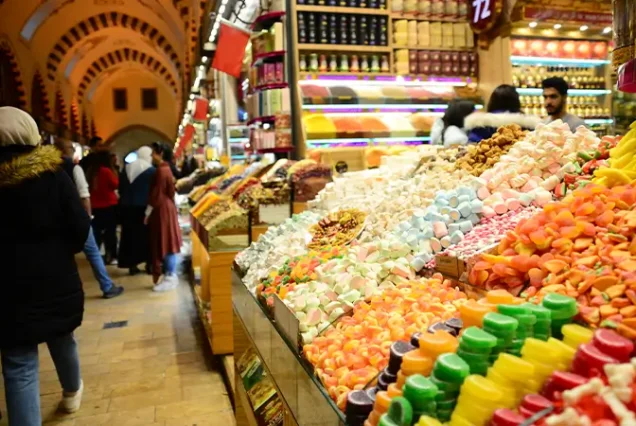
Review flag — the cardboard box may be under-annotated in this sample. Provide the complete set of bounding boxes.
[435,242,498,280]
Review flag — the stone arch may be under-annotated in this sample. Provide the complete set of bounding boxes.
[31,71,51,121]
[77,48,178,98]
[105,124,171,160]
[0,40,26,109]
[54,90,67,130]
[45,12,182,83]
[70,100,80,137]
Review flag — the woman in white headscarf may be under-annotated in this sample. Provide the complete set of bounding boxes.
[118,146,156,275]
[0,107,90,424]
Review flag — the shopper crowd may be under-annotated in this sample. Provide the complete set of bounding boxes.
[431,76,586,147]
[0,106,193,426]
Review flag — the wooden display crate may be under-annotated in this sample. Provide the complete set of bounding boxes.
[434,242,498,280]
[192,230,235,355]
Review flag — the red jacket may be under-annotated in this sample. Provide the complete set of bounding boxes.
[90,166,119,209]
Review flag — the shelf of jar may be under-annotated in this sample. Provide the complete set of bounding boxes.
[296,4,389,14]
[298,43,391,53]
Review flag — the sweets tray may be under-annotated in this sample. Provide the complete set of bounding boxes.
[232,267,346,425]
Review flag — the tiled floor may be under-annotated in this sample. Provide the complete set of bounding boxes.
[0,259,235,426]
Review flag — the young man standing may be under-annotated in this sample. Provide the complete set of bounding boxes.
[542,77,587,131]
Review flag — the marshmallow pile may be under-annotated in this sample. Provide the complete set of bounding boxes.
[432,206,540,265]
[236,211,322,291]
[479,120,600,216]
[394,181,484,270]
[283,236,415,343]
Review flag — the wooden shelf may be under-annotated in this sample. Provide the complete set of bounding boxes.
[298,43,392,53]
[252,10,286,31]
[393,45,476,51]
[390,12,468,22]
[296,4,389,14]
[251,50,286,67]
[299,71,394,78]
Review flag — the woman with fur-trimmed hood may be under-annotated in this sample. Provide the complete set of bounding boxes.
[0,107,90,424]
[465,84,541,143]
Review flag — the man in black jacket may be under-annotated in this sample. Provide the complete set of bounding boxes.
[0,107,89,425]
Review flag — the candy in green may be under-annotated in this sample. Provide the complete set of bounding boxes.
[459,327,497,350]
[483,313,519,334]
[542,293,577,313]
[403,375,438,409]
[378,397,413,426]
[432,354,470,383]
[497,304,531,317]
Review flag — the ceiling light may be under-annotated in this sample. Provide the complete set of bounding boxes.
[202,56,208,63]
[603,27,612,34]
[529,22,538,28]
[189,94,194,100]
[553,24,561,29]
[580,25,588,31]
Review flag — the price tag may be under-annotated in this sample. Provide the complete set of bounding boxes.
[469,0,503,34]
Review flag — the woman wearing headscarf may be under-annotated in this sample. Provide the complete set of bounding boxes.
[146,142,182,291]
[0,107,90,425]
[118,146,156,275]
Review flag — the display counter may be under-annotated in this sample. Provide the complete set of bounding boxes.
[232,267,345,426]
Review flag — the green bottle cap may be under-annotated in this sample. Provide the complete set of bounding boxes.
[542,293,577,312]
[483,313,519,333]
[497,304,531,317]
[460,327,498,350]
[432,353,470,383]
[403,375,438,408]
[523,303,552,320]
[378,397,413,426]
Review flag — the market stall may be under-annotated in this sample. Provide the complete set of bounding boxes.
[231,111,636,425]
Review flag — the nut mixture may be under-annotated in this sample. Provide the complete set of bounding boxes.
[308,209,367,250]
[455,124,527,176]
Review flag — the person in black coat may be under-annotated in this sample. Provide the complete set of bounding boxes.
[0,107,90,425]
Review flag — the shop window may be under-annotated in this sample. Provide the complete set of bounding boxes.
[141,87,158,110]
[113,88,127,111]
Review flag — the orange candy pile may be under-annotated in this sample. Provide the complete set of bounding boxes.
[469,183,636,336]
[303,274,467,410]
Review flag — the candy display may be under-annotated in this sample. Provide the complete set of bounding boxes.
[232,116,636,426]
[303,275,467,409]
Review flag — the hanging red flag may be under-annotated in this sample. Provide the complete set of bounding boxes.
[211,19,251,78]
[175,124,195,158]
[193,97,208,121]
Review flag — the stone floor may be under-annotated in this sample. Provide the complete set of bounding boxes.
[0,258,235,426]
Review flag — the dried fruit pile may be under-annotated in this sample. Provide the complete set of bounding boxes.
[308,209,367,250]
[468,183,636,337]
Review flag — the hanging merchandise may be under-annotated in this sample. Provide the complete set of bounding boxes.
[212,19,251,78]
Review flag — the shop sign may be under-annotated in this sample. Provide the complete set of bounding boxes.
[523,7,612,25]
[470,0,503,34]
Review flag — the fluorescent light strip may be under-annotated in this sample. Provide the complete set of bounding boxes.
[584,118,614,125]
[229,137,249,143]
[517,88,611,96]
[511,56,610,66]
[300,79,467,88]
[308,136,431,144]
[302,104,484,111]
